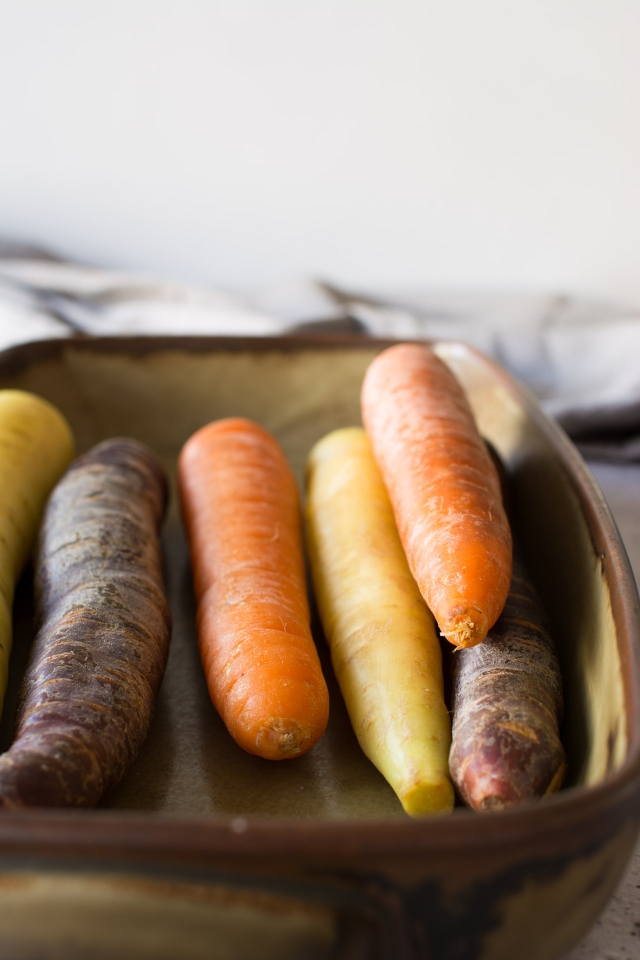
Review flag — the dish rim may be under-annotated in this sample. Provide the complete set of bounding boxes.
[0,332,637,859]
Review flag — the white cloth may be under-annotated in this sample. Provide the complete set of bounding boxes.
[1,246,639,460]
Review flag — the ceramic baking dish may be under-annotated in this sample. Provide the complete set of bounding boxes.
[0,335,637,960]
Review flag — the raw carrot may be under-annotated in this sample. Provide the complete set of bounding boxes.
[450,554,566,811]
[306,428,454,816]
[361,344,512,648]
[0,439,171,808]
[178,418,329,760]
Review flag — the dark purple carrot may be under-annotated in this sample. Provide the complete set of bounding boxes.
[0,438,171,808]
[449,556,565,811]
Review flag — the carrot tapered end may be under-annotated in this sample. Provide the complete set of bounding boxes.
[400,777,455,818]
[440,606,489,648]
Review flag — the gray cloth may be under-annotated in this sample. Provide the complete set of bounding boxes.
[1,244,639,461]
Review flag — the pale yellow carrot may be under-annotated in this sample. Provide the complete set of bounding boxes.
[0,390,75,714]
[306,427,454,816]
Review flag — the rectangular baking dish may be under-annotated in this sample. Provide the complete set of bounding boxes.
[0,335,637,960]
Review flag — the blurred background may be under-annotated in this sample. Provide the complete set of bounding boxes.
[1,0,638,302]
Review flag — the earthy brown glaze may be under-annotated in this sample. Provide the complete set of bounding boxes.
[450,556,566,811]
[0,439,171,808]
[0,336,634,960]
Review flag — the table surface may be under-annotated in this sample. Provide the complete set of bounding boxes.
[565,462,640,960]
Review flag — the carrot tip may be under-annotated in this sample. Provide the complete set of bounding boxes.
[476,795,511,813]
[254,718,314,761]
[442,610,488,648]
[401,778,455,818]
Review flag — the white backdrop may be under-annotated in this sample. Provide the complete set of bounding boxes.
[1,0,638,301]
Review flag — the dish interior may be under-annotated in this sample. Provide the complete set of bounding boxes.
[0,340,626,818]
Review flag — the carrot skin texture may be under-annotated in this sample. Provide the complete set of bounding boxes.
[178,418,329,761]
[361,344,512,648]
[449,557,566,811]
[0,390,75,714]
[306,428,454,816]
[0,439,171,808]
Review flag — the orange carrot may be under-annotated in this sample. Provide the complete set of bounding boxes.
[361,344,512,648]
[178,418,329,760]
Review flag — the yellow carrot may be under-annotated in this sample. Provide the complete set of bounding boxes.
[0,390,75,714]
[306,427,454,816]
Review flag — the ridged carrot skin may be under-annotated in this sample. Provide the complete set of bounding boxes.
[450,556,565,811]
[361,344,512,648]
[0,390,75,715]
[178,418,329,761]
[0,438,171,808]
[306,428,454,816]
